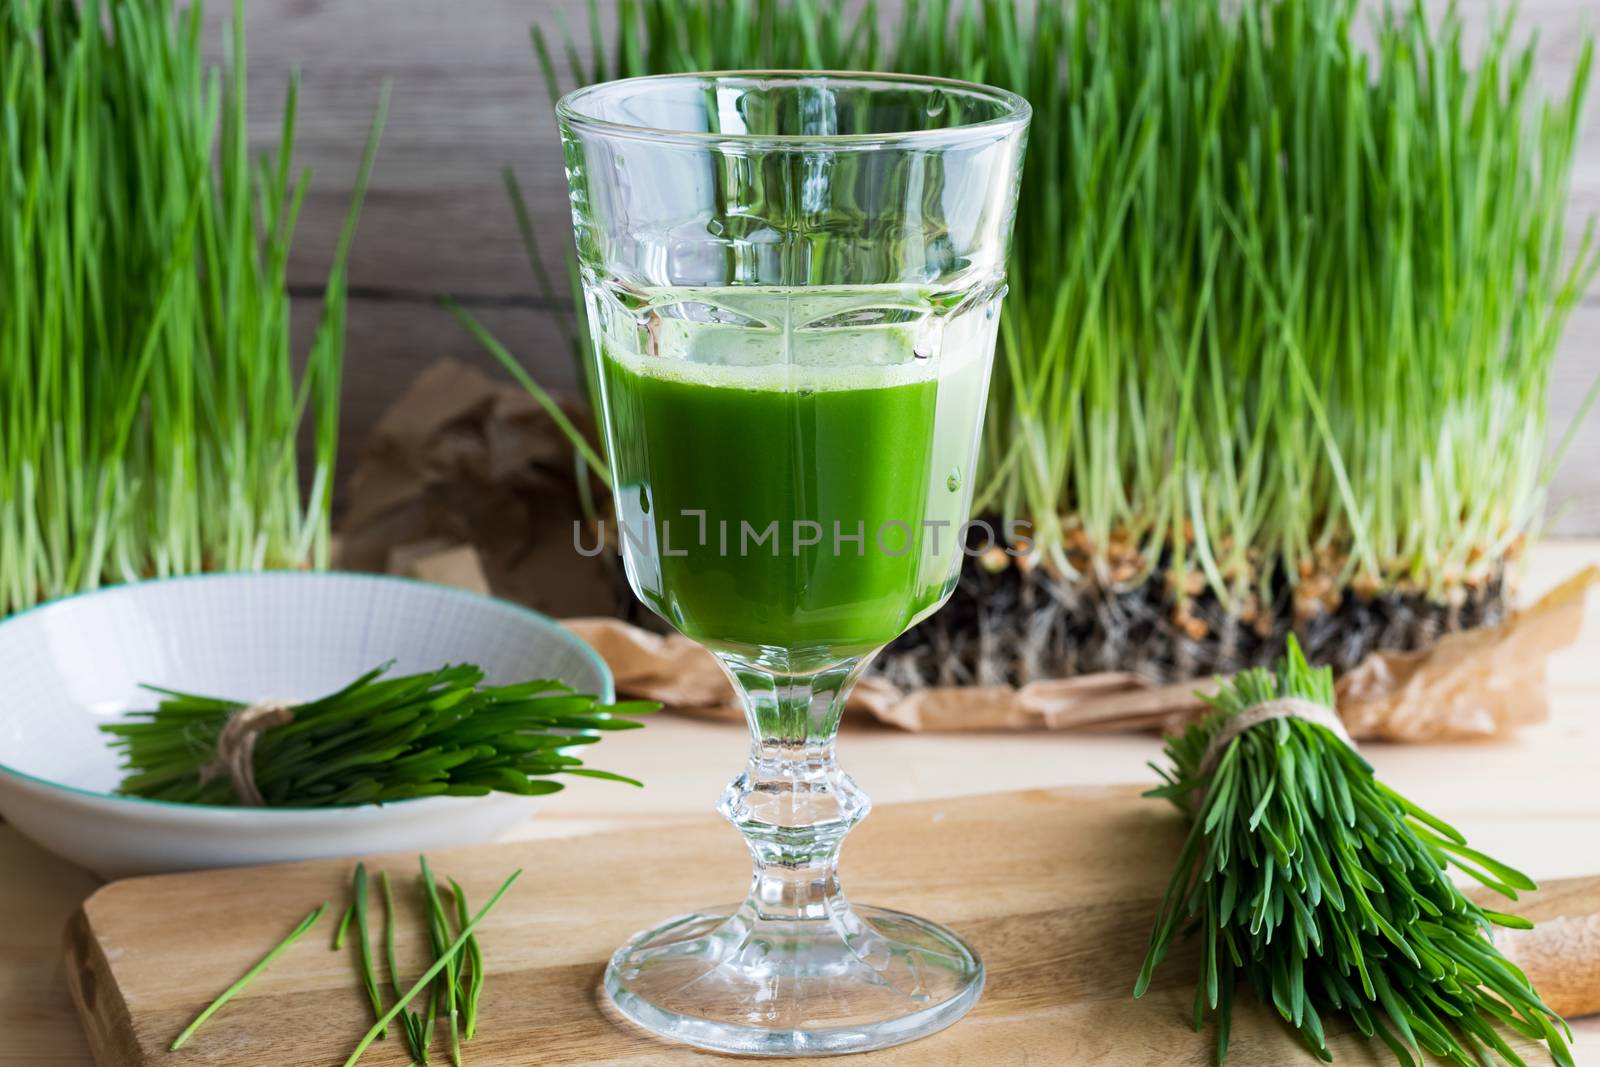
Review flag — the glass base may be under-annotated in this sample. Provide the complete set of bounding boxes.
[603,900,984,1056]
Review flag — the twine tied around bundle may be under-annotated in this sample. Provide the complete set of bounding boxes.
[198,699,296,806]
[1192,696,1354,810]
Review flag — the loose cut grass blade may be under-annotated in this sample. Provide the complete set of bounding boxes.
[169,903,327,1050]
[449,877,486,1040]
[352,864,389,1039]
[342,869,523,1067]
[333,903,355,950]
[419,856,462,1066]
[381,870,433,1064]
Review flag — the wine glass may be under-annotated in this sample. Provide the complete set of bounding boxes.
[559,70,1029,1056]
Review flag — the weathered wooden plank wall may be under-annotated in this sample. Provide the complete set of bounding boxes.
[219,0,1600,531]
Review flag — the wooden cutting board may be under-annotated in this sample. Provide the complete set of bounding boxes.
[63,786,1578,1066]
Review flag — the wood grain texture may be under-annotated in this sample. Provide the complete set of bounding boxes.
[214,0,1600,529]
[61,785,1596,1067]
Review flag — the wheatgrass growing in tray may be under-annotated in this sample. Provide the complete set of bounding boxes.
[514,0,1599,680]
[0,0,385,618]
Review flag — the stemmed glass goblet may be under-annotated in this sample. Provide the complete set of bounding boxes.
[558,70,1030,1056]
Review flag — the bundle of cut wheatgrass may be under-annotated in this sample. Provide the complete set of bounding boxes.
[512,0,1598,686]
[0,0,384,619]
[1138,639,1571,1065]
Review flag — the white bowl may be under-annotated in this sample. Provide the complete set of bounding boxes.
[0,572,612,879]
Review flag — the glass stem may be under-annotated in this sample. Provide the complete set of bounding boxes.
[715,654,872,921]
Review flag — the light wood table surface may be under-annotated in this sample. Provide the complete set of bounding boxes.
[5,541,1598,1065]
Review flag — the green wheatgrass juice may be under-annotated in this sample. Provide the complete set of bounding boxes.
[593,285,998,666]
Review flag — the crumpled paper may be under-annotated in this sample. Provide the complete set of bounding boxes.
[1334,566,1594,741]
[339,358,1594,741]
[334,359,622,620]
[564,566,1593,740]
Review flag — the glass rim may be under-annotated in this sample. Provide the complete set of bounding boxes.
[556,69,1032,150]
